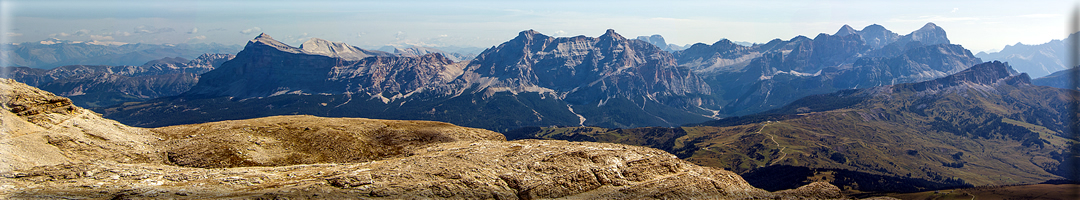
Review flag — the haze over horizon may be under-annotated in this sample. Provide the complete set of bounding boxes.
[0,0,1074,53]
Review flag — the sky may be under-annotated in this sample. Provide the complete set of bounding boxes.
[0,0,1075,53]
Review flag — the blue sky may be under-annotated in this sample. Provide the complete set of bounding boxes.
[1,0,1074,53]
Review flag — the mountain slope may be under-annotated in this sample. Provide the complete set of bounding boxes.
[1032,67,1077,90]
[509,61,1077,193]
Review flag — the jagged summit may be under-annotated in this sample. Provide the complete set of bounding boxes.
[520,29,541,35]
[636,34,670,50]
[600,29,626,40]
[835,24,857,36]
[515,29,546,41]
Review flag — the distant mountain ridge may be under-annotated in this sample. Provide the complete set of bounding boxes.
[1,53,234,107]
[2,39,241,69]
[1031,67,1077,90]
[674,22,951,75]
[976,32,1073,78]
[376,45,481,62]
[679,22,981,115]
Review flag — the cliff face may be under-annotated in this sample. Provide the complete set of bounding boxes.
[463,29,709,106]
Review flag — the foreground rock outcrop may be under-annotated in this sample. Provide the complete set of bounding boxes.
[3,140,779,199]
[0,79,162,172]
[0,78,858,199]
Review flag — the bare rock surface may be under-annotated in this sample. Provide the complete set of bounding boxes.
[1,78,848,199]
[0,79,162,172]
[1,140,778,199]
[775,182,844,199]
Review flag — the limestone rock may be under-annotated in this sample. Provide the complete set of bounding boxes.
[0,79,162,172]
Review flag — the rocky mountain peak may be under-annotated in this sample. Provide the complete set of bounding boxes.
[906,22,950,45]
[298,38,336,50]
[861,24,888,32]
[246,33,302,54]
[600,29,626,41]
[856,24,899,49]
[919,22,941,31]
[835,24,857,36]
[515,29,545,41]
[298,37,376,60]
[713,38,735,46]
[709,39,744,51]
[636,34,668,49]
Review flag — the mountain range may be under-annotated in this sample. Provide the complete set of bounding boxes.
[377,45,480,62]
[976,32,1074,78]
[2,39,241,69]
[95,23,989,133]
[99,31,716,131]
[677,22,982,115]
[507,61,1078,193]
[1,53,234,107]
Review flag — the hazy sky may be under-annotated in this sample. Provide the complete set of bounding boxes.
[1,0,1075,53]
